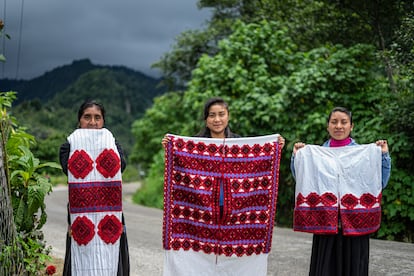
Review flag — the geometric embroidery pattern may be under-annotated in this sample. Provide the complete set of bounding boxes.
[68,150,93,179]
[294,192,382,235]
[96,149,121,178]
[71,216,95,245]
[163,135,282,257]
[293,144,383,236]
[67,128,123,274]
[69,182,122,213]
[98,215,123,244]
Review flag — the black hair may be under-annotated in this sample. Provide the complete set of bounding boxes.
[327,106,352,124]
[202,97,229,120]
[77,100,106,122]
[195,97,239,138]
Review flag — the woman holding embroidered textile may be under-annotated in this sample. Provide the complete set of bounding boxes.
[162,97,285,276]
[291,106,391,276]
[60,100,130,276]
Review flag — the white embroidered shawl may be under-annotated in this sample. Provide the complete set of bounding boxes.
[293,144,382,235]
[163,134,282,276]
[67,128,123,276]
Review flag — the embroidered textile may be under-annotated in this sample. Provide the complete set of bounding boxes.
[293,144,382,236]
[67,128,122,276]
[163,134,282,260]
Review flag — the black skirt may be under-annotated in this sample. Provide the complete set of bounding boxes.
[309,232,369,276]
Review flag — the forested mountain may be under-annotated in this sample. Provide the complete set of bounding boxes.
[1,58,167,158]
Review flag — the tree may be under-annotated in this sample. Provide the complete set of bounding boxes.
[133,21,405,233]
[154,0,413,89]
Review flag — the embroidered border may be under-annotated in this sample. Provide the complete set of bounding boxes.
[163,135,281,256]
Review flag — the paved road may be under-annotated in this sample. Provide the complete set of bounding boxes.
[43,183,414,276]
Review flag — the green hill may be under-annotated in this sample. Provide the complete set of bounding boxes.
[2,59,167,160]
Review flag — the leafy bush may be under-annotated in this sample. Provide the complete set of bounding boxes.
[131,20,414,241]
[1,91,61,274]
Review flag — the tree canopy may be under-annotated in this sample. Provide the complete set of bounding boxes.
[133,11,414,241]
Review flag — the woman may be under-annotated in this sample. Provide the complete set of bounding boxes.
[291,106,391,276]
[162,97,285,276]
[60,100,130,276]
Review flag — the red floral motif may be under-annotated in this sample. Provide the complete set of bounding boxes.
[202,244,213,254]
[182,240,191,250]
[252,144,262,154]
[196,143,207,152]
[193,177,201,188]
[241,145,251,155]
[265,143,274,153]
[320,192,337,207]
[172,240,181,250]
[242,180,251,190]
[231,145,241,155]
[185,141,195,152]
[360,193,377,208]
[207,144,218,154]
[46,265,56,275]
[192,241,201,251]
[201,212,212,222]
[175,138,185,149]
[341,194,359,209]
[173,173,182,182]
[96,149,120,178]
[306,192,321,207]
[72,216,95,245]
[98,215,123,244]
[68,150,93,179]
[69,184,122,213]
[164,136,280,256]
[232,181,241,191]
[259,178,269,188]
[204,178,213,189]
[296,193,305,206]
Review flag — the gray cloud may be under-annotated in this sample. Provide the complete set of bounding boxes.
[0,0,210,79]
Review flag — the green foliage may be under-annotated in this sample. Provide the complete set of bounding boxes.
[0,238,24,275]
[130,92,190,170]
[377,168,414,242]
[18,232,52,275]
[131,19,414,241]
[121,164,141,183]
[1,91,60,273]
[133,150,165,209]
[155,0,413,87]
[8,62,167,163]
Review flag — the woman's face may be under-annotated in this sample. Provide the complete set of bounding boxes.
[327,111,353,140]
[206,103,229,138]
[79,105,104,129]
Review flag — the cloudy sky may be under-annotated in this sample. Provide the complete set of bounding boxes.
[0,0,210,80]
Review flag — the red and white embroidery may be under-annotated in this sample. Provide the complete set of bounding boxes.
[67,129,123,275]
[293,144,382,236]
[163,134,282,257]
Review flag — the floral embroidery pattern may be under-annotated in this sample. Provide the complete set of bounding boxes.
[68,150,93,179]
[98,215,123,244]
[72,216,95,245]
[163,135,281,256]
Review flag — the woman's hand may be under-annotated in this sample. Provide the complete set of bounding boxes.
[376,140,389,153]
[278,136,286,149]
[161,135,171,148]
[293,142,306,155]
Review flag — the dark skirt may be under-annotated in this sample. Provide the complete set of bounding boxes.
[63,211,130,276]
[309,233,369,276]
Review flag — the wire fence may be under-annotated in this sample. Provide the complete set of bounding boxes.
[0,134,24,275]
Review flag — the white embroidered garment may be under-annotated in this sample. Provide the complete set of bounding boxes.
[67,128,123,276]
[163,134,282,276]
[293,144,382,235]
